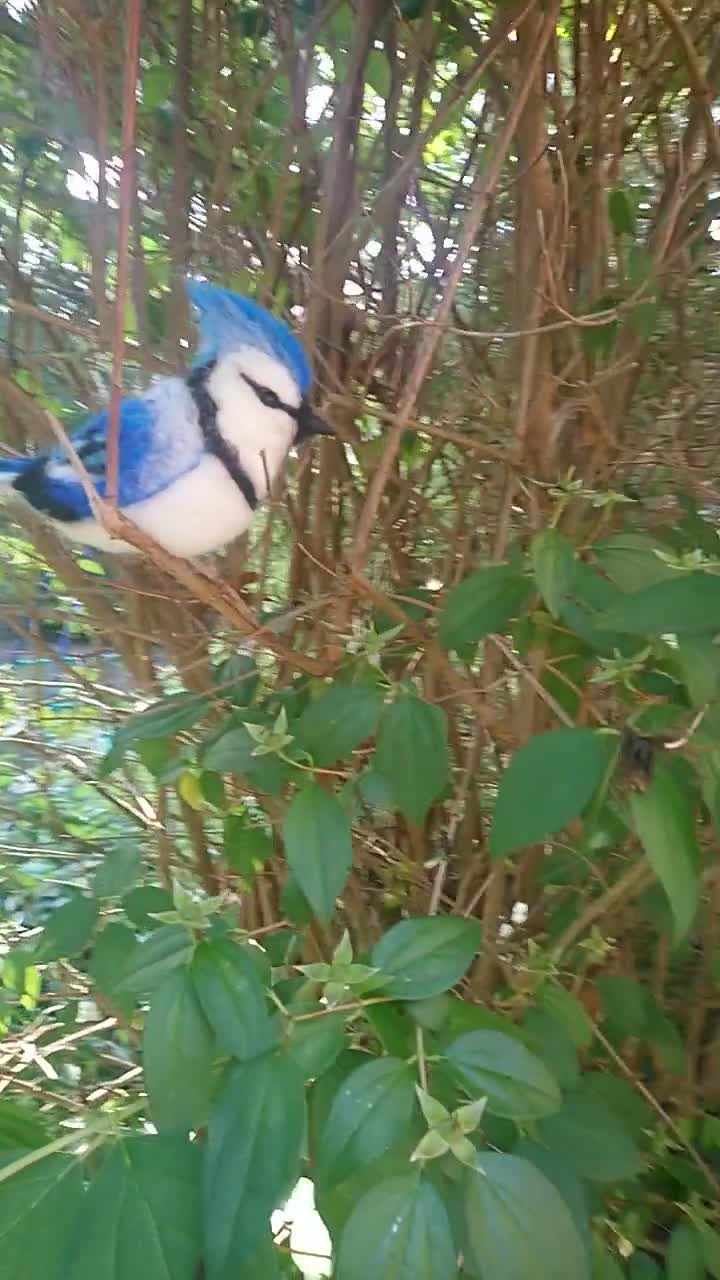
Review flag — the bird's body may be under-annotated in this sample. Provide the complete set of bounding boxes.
[0,281,330,557]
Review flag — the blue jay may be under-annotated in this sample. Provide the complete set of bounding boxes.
[0,280,331,557]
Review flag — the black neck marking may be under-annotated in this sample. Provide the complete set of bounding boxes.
[187,362,258,511]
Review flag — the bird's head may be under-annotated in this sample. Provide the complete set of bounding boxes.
[186,280,332,449]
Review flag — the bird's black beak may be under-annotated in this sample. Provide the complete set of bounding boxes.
[295,400,334,444]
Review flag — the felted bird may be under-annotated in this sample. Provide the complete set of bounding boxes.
[0,280,331,556]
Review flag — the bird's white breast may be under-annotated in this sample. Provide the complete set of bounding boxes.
[60,454,254,556]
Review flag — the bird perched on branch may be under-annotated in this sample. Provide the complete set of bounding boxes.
[0,280,332,556]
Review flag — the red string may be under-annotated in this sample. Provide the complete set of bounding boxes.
[106,0,143,508]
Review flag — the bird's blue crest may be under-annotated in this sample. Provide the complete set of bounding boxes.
[186,280,312,395]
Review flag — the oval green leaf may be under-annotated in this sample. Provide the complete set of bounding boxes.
[317,1056,416,1186]
[371,917,480,1000]
[667,1221,705,1280]
[92,845,142,899]
[115,692,211,752]
[445,1030,561,1119]
[283,782,352,924]
[287,1010,346,1080]
[336,1174,457,1280]
[464,1153,590,1280]
[629,1253,662,1280]
[591,1239,627,1280]
[439,566,532,650]
[537,1089,643,1182]
[608,187,636,236]
[597,574,720,636]
[490,729,617,859]
[374,697,449,825]
[202,725,291,795]
[593,533,677,593]
[536,984,594,1049]
[143,967,215,1135]
[205,1052,305,1272]
[35,894,99,962]
[0,1155,83,1280]
[531,530,577,618]
[295,683,383,766]
[191,938,275,1062]
[115,925,193,994]
[69,1137,201,1280]
[629,757,700,943]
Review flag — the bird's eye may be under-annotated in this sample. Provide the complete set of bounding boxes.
[257,385,282,410]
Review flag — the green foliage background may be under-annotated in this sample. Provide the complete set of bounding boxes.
[1,0,720,1277]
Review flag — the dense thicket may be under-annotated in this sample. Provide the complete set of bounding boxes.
[1,2,720,1277]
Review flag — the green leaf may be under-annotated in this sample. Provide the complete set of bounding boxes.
[213,652,260,706]
[596,975,647,1041]
[1,948,41,1009]
[191,938,275,1062]
[87,923,138,1014]
[490,729,617,858]
[374,697,449,824]
[336,1174,457,1280]
[644,1001,686,1074]
[283,783,352,924]
[142,64,173,110]
[591,1239,626,1280]
[439,566,532,650]
[34,893,98,962]
[593,533,677,593]
[280,874,315,926]
[294,684,382,765]
[287,1011,345,1079]
[536,985,594,1049]
[608,188,636,236]
[581,298,618,361]
[357,767,395,811]
[223,819,274,878]
[407,994,451,1031]
[676,636,720,705]
[583,1072,653,1141]
[365,1001,416,1058]
[629,1254,662,1280]
[667,1221,705,1280]
[69,1137,201,1280]
[371,917,480,1000]
[537,1089,643,1182]
[205,1052,305,1273]
[92,845,142,898]
[465,1153,589,1280]
[531,530,577,617]
[597,574,720,636]
[0,1155,83,1280]
[629,757,700,943]
[240,1233,297,1279]
[631,298,659,340]
[143,967,214,1134]
[200,771,226,808]
[445,1030,561,1119]
[698,1223,720,1280]
[513,1140,591,1246]
[122,886,173,930]
[521,1008,580,1091]
[114,693,211,755]
[115,925,193,994]
[557,560,627,655]
[202,725,291,795]
[0,1102,47,1150]
[365,50,391,99]
[317,1056,416,1185]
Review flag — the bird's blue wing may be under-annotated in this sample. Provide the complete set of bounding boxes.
[13,391,202,523]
